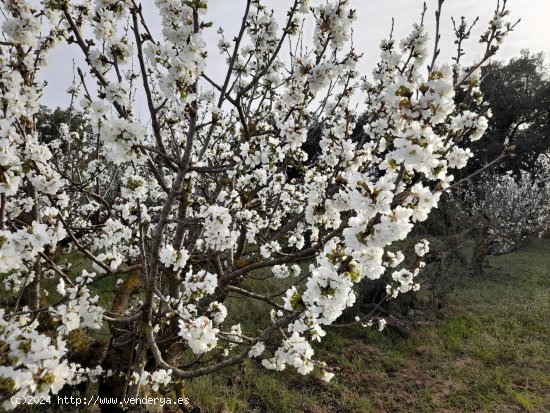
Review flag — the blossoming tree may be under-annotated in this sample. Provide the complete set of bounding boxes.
[0,0,517,408]
[447,154,550,276]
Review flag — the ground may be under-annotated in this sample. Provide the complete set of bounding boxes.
[185,239,550,413]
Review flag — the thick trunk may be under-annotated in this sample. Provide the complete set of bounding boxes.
[470,237,490,277]
[97,271,143,412]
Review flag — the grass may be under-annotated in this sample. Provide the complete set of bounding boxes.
[183,238,550,412]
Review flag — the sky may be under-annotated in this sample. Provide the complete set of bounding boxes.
[39,0,550,109]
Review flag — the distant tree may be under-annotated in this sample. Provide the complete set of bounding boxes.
[467,50,550,173]
[446,153,550,277]
[35,106,85,143]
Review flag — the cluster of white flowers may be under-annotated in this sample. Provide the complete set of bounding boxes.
[150,369,172,391]
[262,332,314,375]
[0,310,74,410]
[0,222,65,274]
[278,121,308,152]
[159,245,190,271]
[121,170,148,202]
[248,341,266,358]
[313,1,356,54]
[201,205,237,252]
[98,119,148,165]
[179,316,219,355]
[207,301,228,324]
[52,270,104,335]
[386,266,423,298]
[133,368,173,392]
[451,111,489,141]
[181,268,218,301]
[1,1,41,48]
[271,264,301,279]
[145,0,207,104]
[414,240,430,257]
[92,218,137,272]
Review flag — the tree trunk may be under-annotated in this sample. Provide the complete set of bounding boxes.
[97,271,143,412]
[470,237,490,277]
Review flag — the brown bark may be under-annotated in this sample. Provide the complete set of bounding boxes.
[97,270,143,411]
[470,236,490,277]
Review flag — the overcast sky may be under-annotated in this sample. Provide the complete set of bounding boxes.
[39,0,550,109]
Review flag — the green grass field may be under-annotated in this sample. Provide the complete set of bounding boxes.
[184,239,550,413]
